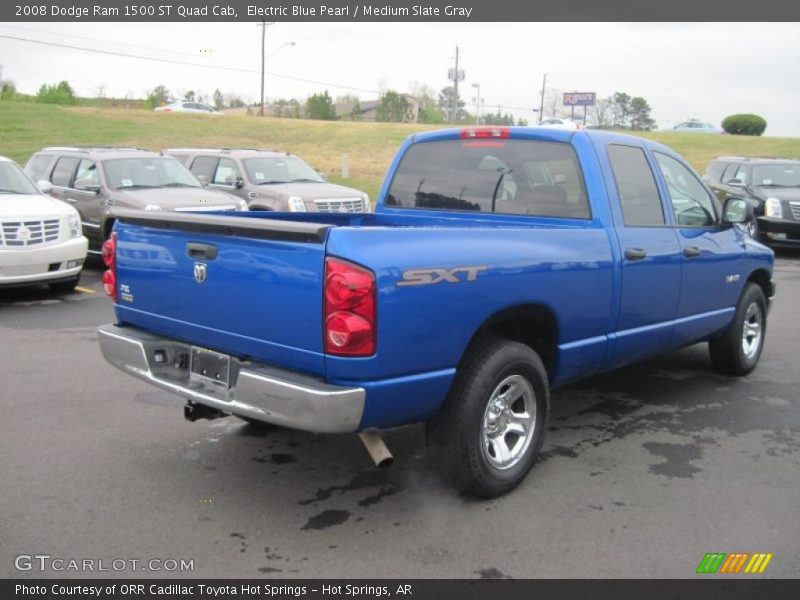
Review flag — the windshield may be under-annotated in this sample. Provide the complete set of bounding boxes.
[103,157,201,190]
[752,164,800,188]
[0,161,41,195]
[385,139,590,219]
[243,156,323,184]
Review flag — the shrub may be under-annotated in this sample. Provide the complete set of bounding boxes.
[0,80,16,100]
[722,113,767,136]
[36,80,77,105]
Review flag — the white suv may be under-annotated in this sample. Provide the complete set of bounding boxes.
[0,156,88,293]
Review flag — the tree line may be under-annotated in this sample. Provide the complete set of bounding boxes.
[0,66,768,135]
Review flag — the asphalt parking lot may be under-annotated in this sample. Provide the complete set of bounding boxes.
[1,252,799,579]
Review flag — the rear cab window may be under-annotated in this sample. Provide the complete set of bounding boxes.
[385,139,590,219]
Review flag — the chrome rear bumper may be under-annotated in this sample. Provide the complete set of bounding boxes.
[97,324,365,433]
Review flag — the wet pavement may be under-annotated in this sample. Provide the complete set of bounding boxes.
[1,251,798,578]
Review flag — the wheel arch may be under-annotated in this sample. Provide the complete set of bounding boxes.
[747,268,773,302]
[460,304,560,378]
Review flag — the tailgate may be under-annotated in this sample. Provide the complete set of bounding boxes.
[112,211,331,376]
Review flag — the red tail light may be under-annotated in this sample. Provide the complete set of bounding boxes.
[460,127,510,139]
[324,257,376,356]
[101,232,117,301]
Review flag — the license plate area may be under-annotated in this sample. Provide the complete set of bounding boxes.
[189,346,231,387]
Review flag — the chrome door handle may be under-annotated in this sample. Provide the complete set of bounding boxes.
[684,246,701,258]
[624,248,647,261]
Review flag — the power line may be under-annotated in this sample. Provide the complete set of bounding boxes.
[0,32,539,112]
[0,24,208,59]
[0,33,380,95]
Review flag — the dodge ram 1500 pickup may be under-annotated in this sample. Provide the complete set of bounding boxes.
[98,127,774,498]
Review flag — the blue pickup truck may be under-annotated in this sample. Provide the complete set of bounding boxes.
[98,127,774,497]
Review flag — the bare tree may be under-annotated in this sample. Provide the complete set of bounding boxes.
[541,87,570,120]
[590,96,614,128]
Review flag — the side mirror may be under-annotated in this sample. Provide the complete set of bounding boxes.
[722,197,753,225]
[727,178,746,188]
[37,180,53,194]
[234,178,244,189]
[197,174,209,186]
[317,170,328,182]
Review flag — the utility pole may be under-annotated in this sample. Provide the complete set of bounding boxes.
[446,46,465,123]
[538,73,547,122]
[452,45,459,124]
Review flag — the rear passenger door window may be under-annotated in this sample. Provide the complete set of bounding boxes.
[212,158,241,186]
[654,152,717,227]
[607,144,665,226]
[50,156,81,188]
[189,156,219,182]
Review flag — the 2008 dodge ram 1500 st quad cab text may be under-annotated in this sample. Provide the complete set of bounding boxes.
[98,127,774,498]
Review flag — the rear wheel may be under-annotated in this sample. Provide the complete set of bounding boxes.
[709,283,767,375]
[428,337,549,498]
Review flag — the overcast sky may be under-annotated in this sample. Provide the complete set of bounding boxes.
[1,21,799,136]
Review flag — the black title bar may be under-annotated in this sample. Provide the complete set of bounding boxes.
[3,0,800,21]
[5,579,800,600]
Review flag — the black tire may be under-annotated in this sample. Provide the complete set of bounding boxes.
[237,416,280,431]
[709,283,767,376]
[49,276,80,294]
[427,336,549,498]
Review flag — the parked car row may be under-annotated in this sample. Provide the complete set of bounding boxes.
[166,148,371,213]
[2,145,370,293]
[2,138,798,296]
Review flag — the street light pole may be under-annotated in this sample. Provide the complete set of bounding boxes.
[538,73,547,122]
[258,21,275,117]
[472,82,481,125]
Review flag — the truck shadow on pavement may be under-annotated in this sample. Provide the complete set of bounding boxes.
[143,340,797,543]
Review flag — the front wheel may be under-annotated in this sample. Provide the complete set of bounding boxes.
[49,276,80,294]
[428,337,549,498]
[709,283,767,376]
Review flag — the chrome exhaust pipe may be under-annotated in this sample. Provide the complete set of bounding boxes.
[358,431,394,468]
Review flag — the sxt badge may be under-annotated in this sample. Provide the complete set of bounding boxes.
[397,265,488,287]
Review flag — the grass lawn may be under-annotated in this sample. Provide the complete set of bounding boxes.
[2,100,799,200]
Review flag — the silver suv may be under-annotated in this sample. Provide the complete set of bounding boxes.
[165,148,370,213]
[25,147,248,252]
